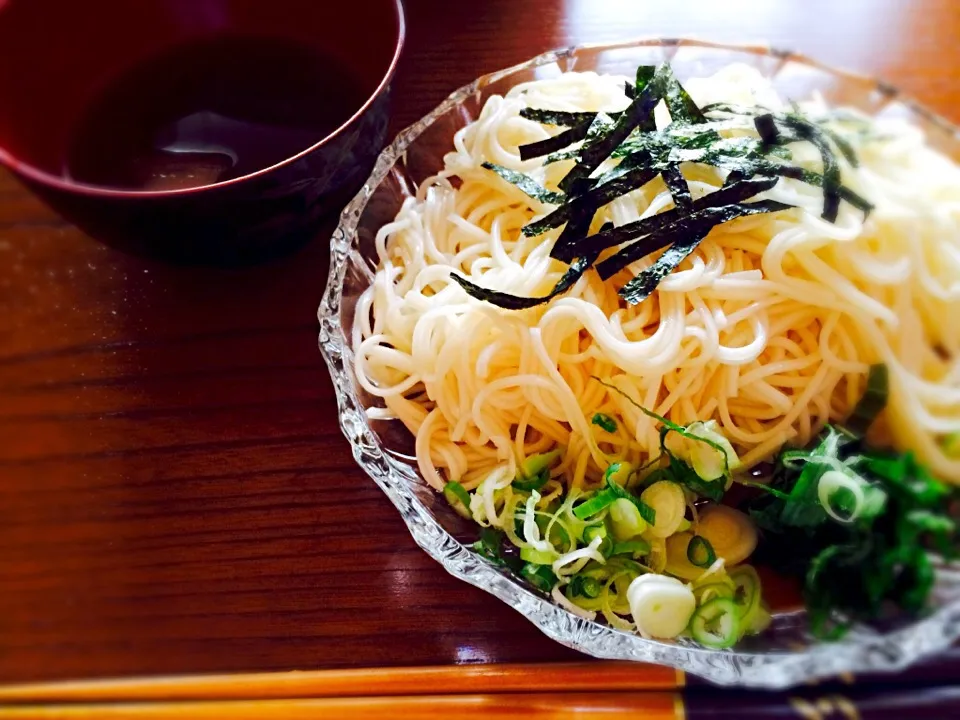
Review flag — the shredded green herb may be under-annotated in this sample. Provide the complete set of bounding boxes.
[745,418,959,638]
[591,413,618,433]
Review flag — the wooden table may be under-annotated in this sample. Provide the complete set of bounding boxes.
[1,0,958,697]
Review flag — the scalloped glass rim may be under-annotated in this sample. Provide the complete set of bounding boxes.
[318,38,960,688]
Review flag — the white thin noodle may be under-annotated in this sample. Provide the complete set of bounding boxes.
[354,64,960,491]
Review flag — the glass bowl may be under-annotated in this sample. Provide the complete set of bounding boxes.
[318,38,960,688]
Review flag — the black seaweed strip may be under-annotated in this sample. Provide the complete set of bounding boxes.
[554,177,778,262]
[523,165,660,237]
[556,65,667,193]
[520,108,606,126]
[597,199,793,281]
[661,164,692,208]
[519,122,594,161]
[617,225,713,304]
[481,162,565,204]
[661,71,707,125]
[450,250,600,309]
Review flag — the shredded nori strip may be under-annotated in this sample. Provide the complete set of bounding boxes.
[519,121,594,162]
[451,63,873,310]
[538,112,619,166]
[808,133,842,222]
[450,251,599,310]
[760,114,842,221]
[661,70,707,125]
[556,65,664,194]
[523,166,661,238]
[754,113,779,145]
[519,108,606,126]
[772,166,872,216]
[597,199,793,286]
[821,127,859,167]
[661,164,692,208]
[617,225,713,305]
[554,176,779,262]
[481,162,564,205]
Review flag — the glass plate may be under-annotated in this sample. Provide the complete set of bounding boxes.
[318,38,960,688]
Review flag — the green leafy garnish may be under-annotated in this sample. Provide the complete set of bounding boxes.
[594,377,731,500]
[745,421,959,639]
[591,413,618,433]
[472,527,506,562]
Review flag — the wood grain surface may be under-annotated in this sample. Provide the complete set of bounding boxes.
[1,0,958,685]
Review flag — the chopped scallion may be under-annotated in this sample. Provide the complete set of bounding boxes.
[686,535,717,568]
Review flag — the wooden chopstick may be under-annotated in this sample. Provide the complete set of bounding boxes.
[0,693,684,720]
[0,663,684,704]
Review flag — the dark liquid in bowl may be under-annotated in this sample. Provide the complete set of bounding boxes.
[65,36,369,191]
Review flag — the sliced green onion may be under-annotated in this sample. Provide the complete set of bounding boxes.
[604,461,634,486]
[689,597,741,649]
[520,563,557,593]
[582,523,613,557]
[696,505,758,566]
[521,545,559,565]
[627,573,697,639]
[569,574,603,599]
[694,582,735,605]
[611,539,651,558]
[817,470,867,523]
[514,449,563,491]
[746,604,772,634]
[663,419,741,482]
[582,523,608,544]
[664,532,705,580]
[604,556,649,576]
[518,449,563,480]
[608,497,648,540]
[729,566,762,621]
[512,467,550,492]
[573,488,619,519]
[686,535,717,568]
[591,413,618,433]
[443,481,472,519]
[605,463,657,525]
[639,480,685,537]
[541,516,573,549]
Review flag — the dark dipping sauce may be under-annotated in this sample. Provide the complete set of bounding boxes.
[65,35,369,191]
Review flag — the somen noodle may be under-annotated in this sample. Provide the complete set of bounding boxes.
[354,64,960,493]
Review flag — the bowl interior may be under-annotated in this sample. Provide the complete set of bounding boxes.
[0,0,401,185]
[321,39,960,686]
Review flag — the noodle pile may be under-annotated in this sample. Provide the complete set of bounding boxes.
[354,64,960,492]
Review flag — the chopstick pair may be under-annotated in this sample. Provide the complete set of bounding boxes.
[2,652,960,719]
[3,687,960,720]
